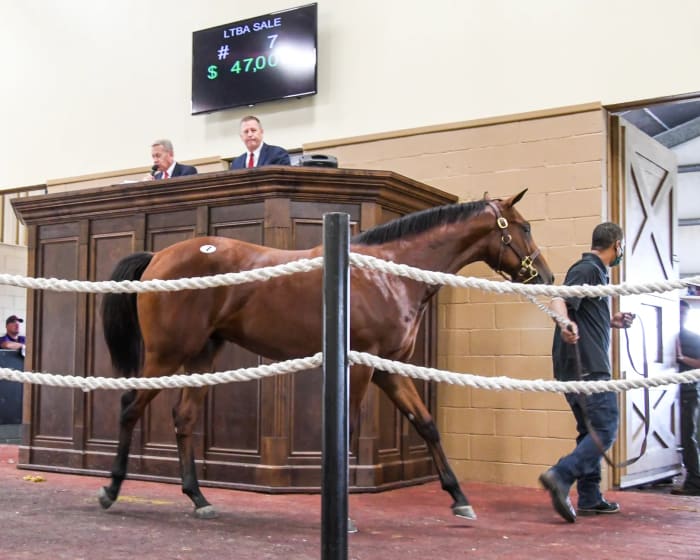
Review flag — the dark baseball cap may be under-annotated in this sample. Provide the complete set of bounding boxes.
[6,315,23,325]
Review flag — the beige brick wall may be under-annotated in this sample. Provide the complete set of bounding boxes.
[307,103,607,487]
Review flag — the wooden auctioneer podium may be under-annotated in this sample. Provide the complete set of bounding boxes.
[11,166,457,492]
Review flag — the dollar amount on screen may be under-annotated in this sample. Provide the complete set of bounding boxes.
[207,55,279,80]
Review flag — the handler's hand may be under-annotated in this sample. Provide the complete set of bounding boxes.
[561,322,579,344]
[611,311,635,329]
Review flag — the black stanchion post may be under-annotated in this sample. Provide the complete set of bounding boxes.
[321,212,350,560]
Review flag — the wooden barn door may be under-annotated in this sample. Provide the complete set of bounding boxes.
[610,116,681,488]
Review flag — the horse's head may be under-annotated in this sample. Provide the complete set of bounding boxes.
[483,190,554,285]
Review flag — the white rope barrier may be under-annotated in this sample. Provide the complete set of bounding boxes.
[0,354,322,392]
[348,253,700,298]
[1,252,696,396]
[0,257,323,293]
[348,352,700,394]
[1,352,698,395]
[1,252,698,299]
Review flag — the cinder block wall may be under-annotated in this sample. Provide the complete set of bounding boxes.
[305,103,607,487]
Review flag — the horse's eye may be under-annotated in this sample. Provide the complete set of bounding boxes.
[522,224,531,234]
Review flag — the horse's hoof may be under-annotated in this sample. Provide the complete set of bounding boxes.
[347,517,358,534]
[194,505,218,519]
[98,487,115,510]
[453,504,477,520]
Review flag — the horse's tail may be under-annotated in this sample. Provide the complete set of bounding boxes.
[101,252,154,377]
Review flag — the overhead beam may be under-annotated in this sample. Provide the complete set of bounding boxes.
[655,115,700,147]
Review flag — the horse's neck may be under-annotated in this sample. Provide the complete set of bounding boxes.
[365,217,493,275]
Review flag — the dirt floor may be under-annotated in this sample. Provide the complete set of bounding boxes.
[1,444,699,559]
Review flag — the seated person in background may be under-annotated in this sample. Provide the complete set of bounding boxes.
[142,139,198,180]
[1,315,25,351]
[230,116,290,169]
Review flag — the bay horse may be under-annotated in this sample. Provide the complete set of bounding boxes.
[98,189,553,522]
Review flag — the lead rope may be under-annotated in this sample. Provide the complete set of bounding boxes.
[528,296,650,468]
[617,318,651,466]
[567,320,650,469]
[570,317,650,468]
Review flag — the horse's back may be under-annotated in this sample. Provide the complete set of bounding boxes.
[144,236,318,280]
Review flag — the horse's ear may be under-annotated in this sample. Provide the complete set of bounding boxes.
[506,188,528,207]
[482,191,491,201]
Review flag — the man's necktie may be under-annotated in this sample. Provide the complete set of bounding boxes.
[162,171,169,179]
[247,153,254,168]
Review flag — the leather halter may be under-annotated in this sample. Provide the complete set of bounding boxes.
[487,201,541,283]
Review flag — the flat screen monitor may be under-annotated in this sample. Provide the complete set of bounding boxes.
[191,3,317,115]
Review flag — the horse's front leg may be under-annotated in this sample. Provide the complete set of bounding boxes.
[372,371,476,520]
[172,385,215,518]
[99,388,161,509]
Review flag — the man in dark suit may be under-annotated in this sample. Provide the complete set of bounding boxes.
[230,116,290,169]
[144,139,198,180]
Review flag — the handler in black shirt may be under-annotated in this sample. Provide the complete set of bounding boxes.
[539,222,634,523]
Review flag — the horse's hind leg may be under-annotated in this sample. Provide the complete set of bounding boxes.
[173,343,224,519]
[172,385,215,519]
[346,365,375,533]
[372,371,476,520]
[99,388,161,509]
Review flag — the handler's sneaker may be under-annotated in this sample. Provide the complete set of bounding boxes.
[577,499,620,515]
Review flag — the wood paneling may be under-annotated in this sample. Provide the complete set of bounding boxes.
[12,166,456,491]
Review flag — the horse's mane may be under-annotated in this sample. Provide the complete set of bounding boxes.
[352,199,489,246]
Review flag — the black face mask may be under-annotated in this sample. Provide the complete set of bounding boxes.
[611,242,624,267]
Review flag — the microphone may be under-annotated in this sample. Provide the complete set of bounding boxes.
[150,164,158,177]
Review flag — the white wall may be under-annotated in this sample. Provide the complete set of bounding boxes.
[2,0,700,188]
